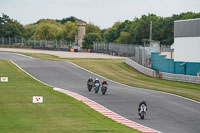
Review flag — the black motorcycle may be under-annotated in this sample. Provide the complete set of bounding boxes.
[87,81,93,91]
[139,104,147,119]
[101,84,107,95]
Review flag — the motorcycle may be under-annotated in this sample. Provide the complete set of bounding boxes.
[94,82,100,93]
[139,104,147,119]
[101,84,107,95]
[87,81,93,91]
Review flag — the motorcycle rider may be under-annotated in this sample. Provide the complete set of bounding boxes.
[138,100,147,116]
[94,78,100,85]
[87,77,93,86]
[102,80,108,86]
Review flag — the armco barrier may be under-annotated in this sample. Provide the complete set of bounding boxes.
[125,58,156,78]
[160,72,200,84]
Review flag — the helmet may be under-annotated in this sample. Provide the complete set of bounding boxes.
[96,78,98,80]
[89,77,92,79]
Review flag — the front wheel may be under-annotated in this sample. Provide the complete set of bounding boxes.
[140,112,145,119]
[95,89,99,93]
[88,85,92,92]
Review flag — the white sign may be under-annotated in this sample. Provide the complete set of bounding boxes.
[33,96,43,103]
[1,77,8,82]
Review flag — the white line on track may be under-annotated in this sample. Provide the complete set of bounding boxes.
[10,60,161,133]
[66,61,200,104]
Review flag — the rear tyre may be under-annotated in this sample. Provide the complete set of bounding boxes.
[88,86,92,92]
[140,112,145,119]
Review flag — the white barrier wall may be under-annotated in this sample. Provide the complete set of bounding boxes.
[174,37,200,62]
[126,58,200,84]
[125,58,156,78]
[160,72,200,84]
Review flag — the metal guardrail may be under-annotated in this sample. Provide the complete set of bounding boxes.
[160,72,200,84]
[125,58,156,78]
[126,57,200,84]
[0,37,74,51]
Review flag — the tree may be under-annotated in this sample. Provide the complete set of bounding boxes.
[114,32,132,44]
[24,24,37,39]
[0,13,25,38]
[56,16,81,24]
[86,23,101,34]
[83,33,102,49]
[104,28,118,42]
[62,21,77,41]
[33,23,62,40]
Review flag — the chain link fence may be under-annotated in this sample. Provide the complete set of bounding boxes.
[93,42,170,68]
[0,37,75,51]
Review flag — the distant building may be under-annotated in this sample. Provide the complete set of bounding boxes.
[152,18,200,76]
[75,21,87,48]
[172,18,200,62]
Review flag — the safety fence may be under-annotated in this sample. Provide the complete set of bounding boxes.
[125,58,156,78]
[160,72,200,84]
[0,37,75,51]
[126,57,200,84]
[94,42,169,67]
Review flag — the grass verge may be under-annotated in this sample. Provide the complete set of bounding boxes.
[0,60,140,133]
[5,52,200,102]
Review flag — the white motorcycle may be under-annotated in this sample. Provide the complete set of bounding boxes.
[139,104,147,119]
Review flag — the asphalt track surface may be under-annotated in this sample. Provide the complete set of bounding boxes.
[1,52,200,133]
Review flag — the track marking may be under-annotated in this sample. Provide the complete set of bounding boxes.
[66,61,200,104]
[53,87,161,133]
[10,60,161,133]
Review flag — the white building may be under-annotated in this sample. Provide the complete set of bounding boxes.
[172,18,200,62]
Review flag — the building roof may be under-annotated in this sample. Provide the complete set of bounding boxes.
[174,18,200,37]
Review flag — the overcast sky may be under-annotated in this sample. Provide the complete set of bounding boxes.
[0,0,200,29]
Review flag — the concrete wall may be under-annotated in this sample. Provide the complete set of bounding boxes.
[151,52,200,76]
[174,37,200,62]
[151,53,175,73]
[126,57,200,84]
[160,72,200,84]
[186,63,200,76]
[125,58,156,78]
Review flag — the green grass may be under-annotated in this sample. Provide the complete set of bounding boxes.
[16,52,200,102]
[0,60,140,133]
[67,58,200,102]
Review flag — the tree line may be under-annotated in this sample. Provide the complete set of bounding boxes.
[0,12,200,49]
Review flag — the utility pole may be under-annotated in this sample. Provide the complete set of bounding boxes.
[149,21,152,46]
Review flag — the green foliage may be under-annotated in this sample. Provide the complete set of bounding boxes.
[104,12,200,45]
[86,23,101,34]
[56,16,81,24]
[33,22,62,40]
[114,32,132,44]
[62,21,77,41]
[83,23,102,49]
[104,28,118,42]
[83,33,102,49]
[1,12,200,46]
[24,24,37,39]
[0,14,25,38]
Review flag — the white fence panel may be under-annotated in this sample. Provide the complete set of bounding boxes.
[125,58,156,78]
[160,72,200,84]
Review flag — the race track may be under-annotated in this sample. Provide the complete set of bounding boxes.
[1,52,200,133]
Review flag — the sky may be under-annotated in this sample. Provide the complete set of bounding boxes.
[0,0,200,29]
